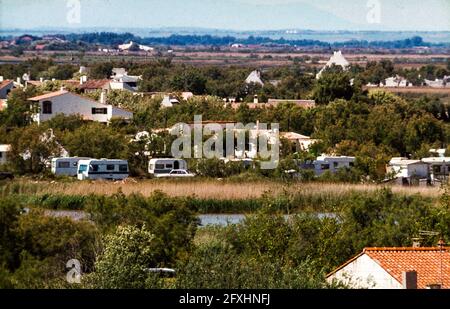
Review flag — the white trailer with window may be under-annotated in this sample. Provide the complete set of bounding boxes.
[313,155,356,176]
[77,159,129,180]
[51,157,91,176]
[148,158,187,176]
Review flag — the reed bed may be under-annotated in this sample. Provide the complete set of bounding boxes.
[1,178,443,200]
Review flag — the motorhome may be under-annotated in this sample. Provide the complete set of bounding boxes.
[77,159,129,180]
[51,157,90,176]
[148,158,188,176]
[312,155,356,176]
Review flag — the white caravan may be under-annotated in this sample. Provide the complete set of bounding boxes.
[51,157,91,176]
[148,158,188,176]
[77,159,129,180]
[312,155,356,176]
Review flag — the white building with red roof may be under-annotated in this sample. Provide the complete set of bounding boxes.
[27,89,132,124]
[327,247,450,289]
[0,79,14,99]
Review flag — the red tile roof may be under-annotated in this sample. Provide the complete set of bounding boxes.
[0,80,13,90]
[229,100,315,110]
[365,247,450,289]
[26,80,43,87]
[328,247,450,289]
[78,79,110,90]
[27,90,69,101]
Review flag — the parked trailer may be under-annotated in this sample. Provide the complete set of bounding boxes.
[148,158,187,176]
[51,157,91,176]
[77,159,129,180]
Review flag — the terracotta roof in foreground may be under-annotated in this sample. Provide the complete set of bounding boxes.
[328,247,450,289]
[27,90,69,101]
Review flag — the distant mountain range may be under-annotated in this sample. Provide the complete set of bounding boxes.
[1,28,450,44]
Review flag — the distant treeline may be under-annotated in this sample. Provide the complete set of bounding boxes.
[3,32,449,48]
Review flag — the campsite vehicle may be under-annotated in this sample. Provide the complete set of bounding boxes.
[51,157,90,176]
[312,155,356,176]
[148,158,188,176]
[77,159,129,180]
[155,169,195,178]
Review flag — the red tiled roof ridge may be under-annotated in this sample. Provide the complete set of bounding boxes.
[364,247,450,252]
[27,89,68,101]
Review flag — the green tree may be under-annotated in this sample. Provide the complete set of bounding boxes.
[89,225,160,289]
[313,69,353,104]
[62,123,128,159]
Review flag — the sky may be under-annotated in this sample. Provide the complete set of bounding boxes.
[1,0,450,31]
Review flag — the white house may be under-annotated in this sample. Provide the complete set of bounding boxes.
[383,75,412,87]
[327,247,450,289]
[110,73,141,92]
[27,90,133,124]
[387,157,429,185]
[161,95,180,108]
[280,132,319,152]
[316,50,350,79]
[118,41,153,52]
[0,78,14,99]
[0,144,11,165]
[424,76,450,88]
[245,70,264,86]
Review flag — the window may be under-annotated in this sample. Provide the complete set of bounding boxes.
[349,162,354,167]
[42,101,52,114]
[119,165,128,172]
[57,161,70,168]
[155,164,165,169]
[321,164,330,170]
[78,165,87,173]
[333,162,339,168]
[165,164,173,169]
[106,164,115,171]
[92,108,107,114]
[0,152,2,158]
[433,165,441,173]
[90,164,99,172]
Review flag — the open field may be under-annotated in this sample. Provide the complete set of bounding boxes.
[365,86,450,95]
[2,178,444,200]
[1,49,449,68]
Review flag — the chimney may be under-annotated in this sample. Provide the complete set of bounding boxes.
[412,238,421,248]
[17,77,21,84]
[40,77,44,83]
[253,95,258,104]
[100,90,107,104]
[0,76,3,82]
[402,271,417,289]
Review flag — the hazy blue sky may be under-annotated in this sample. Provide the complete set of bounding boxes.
[1,0,450,31]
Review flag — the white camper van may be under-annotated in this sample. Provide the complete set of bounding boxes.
[148,158,188,176]
[51,157,91,176]
[77,159,129,180]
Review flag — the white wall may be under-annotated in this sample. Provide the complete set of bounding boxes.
[327,254,403,289]
[33,93,132,124]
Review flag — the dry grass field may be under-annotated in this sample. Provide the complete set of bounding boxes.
[365,86,450,95]
[4,178,444,200]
